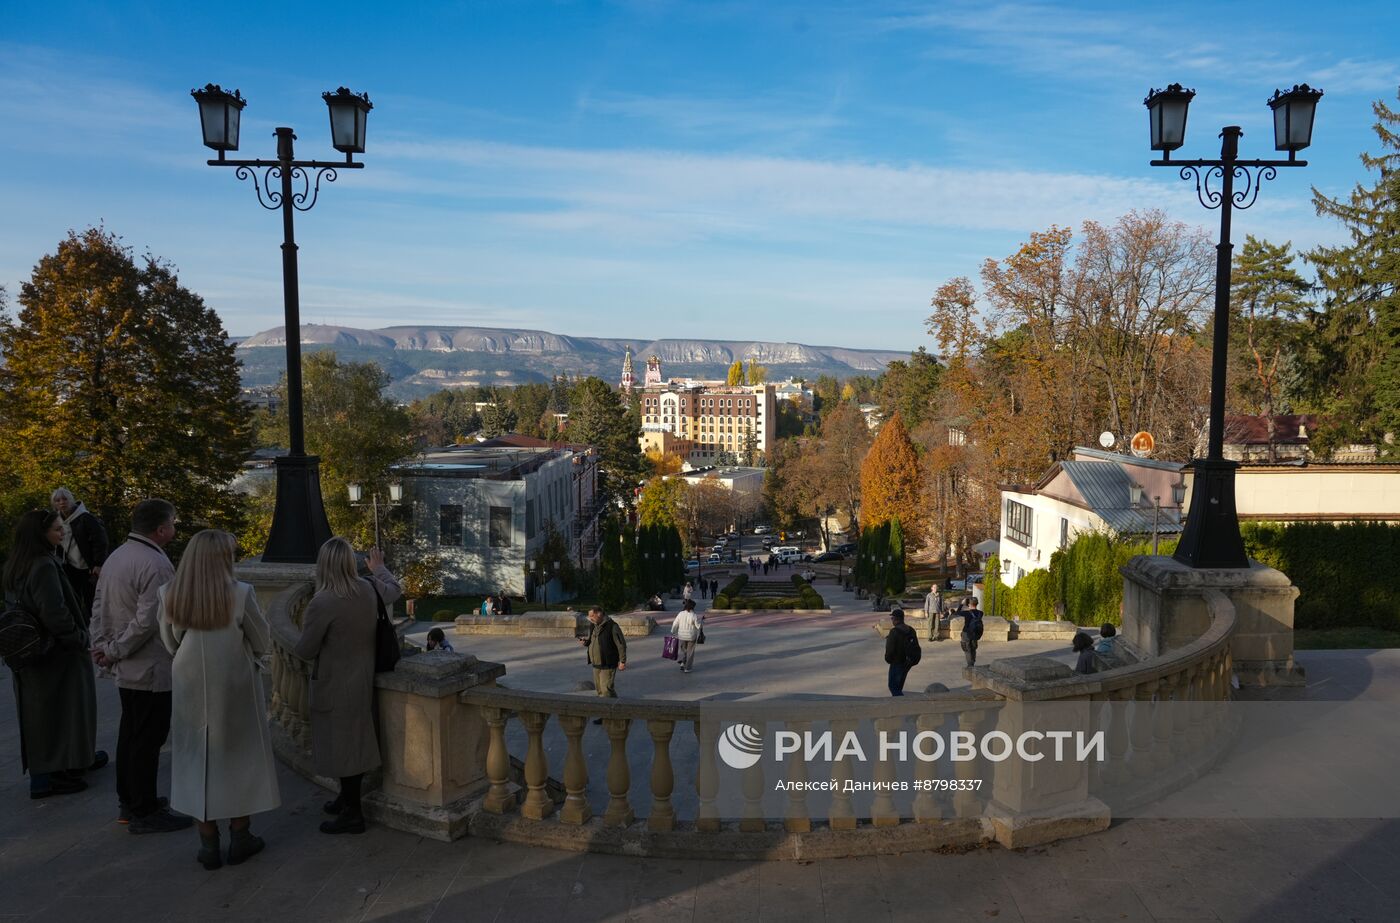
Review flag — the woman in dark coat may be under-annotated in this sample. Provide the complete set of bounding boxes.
[294,537,400,834]
[3,509,98,798]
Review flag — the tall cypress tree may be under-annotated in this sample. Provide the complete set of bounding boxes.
[598,517,626,612]
[1306,91,1400,455]
[886,517,907,596]
[621,523,639,607]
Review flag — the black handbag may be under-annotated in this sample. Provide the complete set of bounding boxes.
[1,587,54,670]
[366,579,400,673]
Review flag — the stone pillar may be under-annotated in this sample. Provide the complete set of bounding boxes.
[1121,556,1304,691]
[519,711,556,821]
[234,560,316,613]
[558,715,592,826]
[828,718,858,831]
[695,720,721,833]
[975,657,1111,849]
[647,720,676,832]
[364,652,506,841]
[783,720,812,833]
[603,719,635,827]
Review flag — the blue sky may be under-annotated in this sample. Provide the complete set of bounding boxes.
[2,1,1397,349]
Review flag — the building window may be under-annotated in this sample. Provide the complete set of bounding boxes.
[1006,499,1033,546]
[489,506,513,548]
[439,504,463,546]
[1059,517,1069,549]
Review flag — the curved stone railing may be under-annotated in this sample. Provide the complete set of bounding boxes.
[460,684,1006,859]
[260,567,1243,856]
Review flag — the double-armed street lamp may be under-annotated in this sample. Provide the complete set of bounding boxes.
[347,481,404,549]
[192,84,373,563]
[1144,82,1322,568]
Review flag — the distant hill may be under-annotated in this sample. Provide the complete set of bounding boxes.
[236,324,908,400]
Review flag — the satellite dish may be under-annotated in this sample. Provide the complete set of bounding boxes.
[1099,431,1115,449]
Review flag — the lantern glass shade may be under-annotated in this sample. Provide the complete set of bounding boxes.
[323,87,372,154]
[1269,85,1323,152]
[191,84,245,152]
[1129,484,1145,506]
[1144,84,1194,152]
[388,482,403,503]
[1172,482,1187,505]
[347,483,363,503]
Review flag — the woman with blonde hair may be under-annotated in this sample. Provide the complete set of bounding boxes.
[158,529,279,870]
[294,537,401,834]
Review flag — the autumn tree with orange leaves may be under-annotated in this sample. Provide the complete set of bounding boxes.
[858,413,923,545]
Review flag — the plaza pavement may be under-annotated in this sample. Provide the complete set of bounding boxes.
[4,597,1400,920]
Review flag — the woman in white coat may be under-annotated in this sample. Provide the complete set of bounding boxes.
[159,530,280,871]
[670,599,703,673]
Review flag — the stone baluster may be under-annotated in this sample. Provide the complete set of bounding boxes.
[871,716,902,827]
[269,647,286,725]
[913,712,944,822]
[1101,688,1132,788]
[482,706,516,814]
[1086,693,1107,795]
[695,720,720,833]
[520,711,555,820]
[648,720,676,832]
[1170,669,1194,758]
[291,658,311,749]
[1129,682,1156,779]
[603,718,635,827]
[828,718,858,831]
[558,715,591,825]
[1186,664,1208,753]
[951,708,985,818]
[784,720,812,833]
[1152,677,1176,772]
[739,726,766,833]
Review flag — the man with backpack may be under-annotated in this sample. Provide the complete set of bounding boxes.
[883,607,921,696]
[961,598,985,668]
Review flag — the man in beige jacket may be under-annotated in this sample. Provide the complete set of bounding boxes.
[91,498,191,834]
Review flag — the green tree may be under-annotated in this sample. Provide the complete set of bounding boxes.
[1305,90,1400,455]
[597,516,626,611]
[1229,236,1311,458]
[479,402,517,438]
[409,389,480,445]
[886,517,906,595]
[745,360,768,385]
[0,228,251,538]
[726,359,744,386]
[621,522,639,605]
[876,347,942,429]
[256,351,413,552]
[566,377,645,508]
[636,475,686,529]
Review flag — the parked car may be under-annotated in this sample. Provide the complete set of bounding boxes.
[754,525,771,534]
[761,537,773,549]
[834,542,857,555]
[712,544,725,553]
[726,531,741,540]
[684,559,700,571]
[950,573,985,591]
[707,553,722,563]
[812,551,844,563]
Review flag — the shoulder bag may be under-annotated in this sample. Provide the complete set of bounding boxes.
[366,578,400,673]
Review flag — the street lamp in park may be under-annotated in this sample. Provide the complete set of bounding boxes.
[1144,82,1322,568]
[347,481,403,549]
[192,83,373,563]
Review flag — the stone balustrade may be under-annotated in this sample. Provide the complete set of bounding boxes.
[262,559,1245,857]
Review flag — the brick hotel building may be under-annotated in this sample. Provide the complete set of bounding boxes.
[634,357,776,464]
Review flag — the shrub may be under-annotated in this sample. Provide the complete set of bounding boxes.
[713,594,731,609]
[433,609,456,622]
[1241,521,1400,631]
[721,574,749,598]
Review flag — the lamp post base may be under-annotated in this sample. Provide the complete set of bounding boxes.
[262,454,334,564]
[1172,458,1249,569]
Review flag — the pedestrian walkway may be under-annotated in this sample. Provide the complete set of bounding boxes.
[4,651,1400,921]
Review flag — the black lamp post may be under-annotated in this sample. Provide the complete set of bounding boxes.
[1145,82,1322,568]
[192,84,373,563]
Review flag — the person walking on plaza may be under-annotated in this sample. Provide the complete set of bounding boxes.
[710,577,718,599]
[578,606,627,722]
[158,530,280,869]
[960,598,985,668]
[670,599,703,674]
[884,607,921,696]
[51,487,108,621]
[91,498,190,833]
[295,538,401,835]
[4,509,99,799]
[923,584,942,641]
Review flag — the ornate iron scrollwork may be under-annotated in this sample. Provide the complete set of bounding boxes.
[233,164,339,211]
[1177,164,1278,211]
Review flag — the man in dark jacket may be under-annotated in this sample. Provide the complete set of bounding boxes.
[51,487,108,619]
[579,607,627,722]
[961,599,985,667]
[884,607,920,696]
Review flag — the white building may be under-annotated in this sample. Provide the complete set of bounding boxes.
[996,446,1400,587]
[391,435,601,597]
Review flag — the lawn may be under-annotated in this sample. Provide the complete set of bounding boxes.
[1294,627,1400,650]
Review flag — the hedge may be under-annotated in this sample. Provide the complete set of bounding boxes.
[986,521,1400,631]
[1241,521,1400,631]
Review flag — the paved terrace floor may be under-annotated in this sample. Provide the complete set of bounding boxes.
[3,638,1400,921]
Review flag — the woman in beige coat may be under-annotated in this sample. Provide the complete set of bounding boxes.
[294,537,401,835]
[159,530,280,870]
